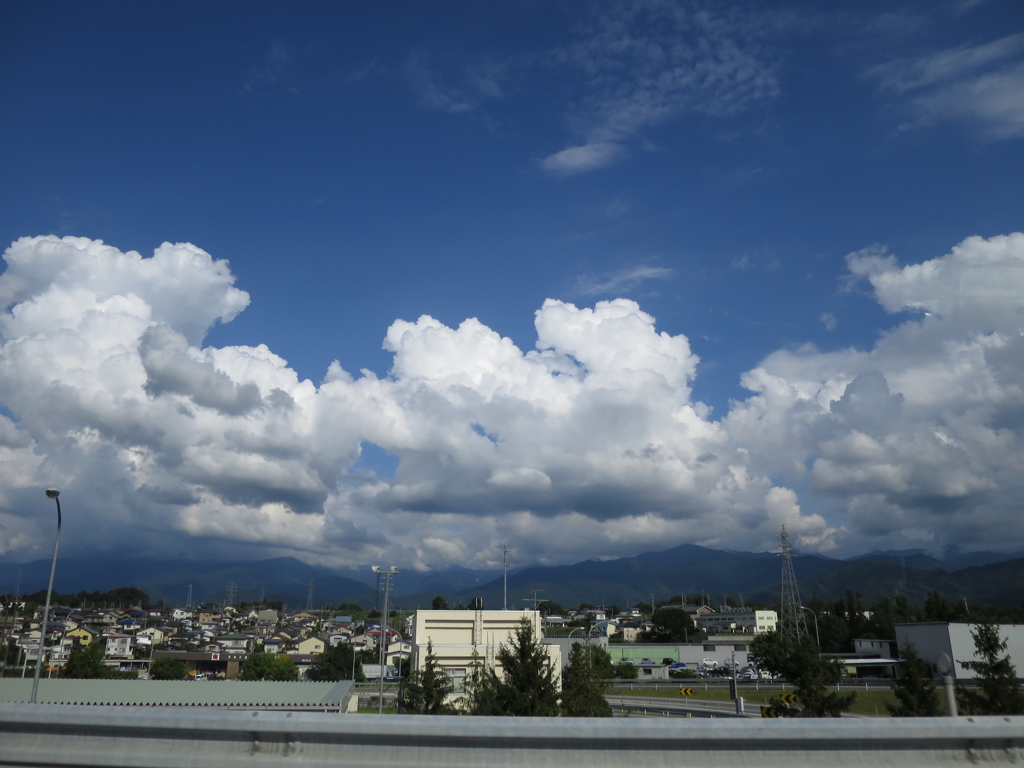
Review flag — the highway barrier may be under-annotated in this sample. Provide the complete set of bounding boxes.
[1,703,1021,767]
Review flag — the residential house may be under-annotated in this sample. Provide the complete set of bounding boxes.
[214,633,252,652]
[104,634,133,659]
[293,636,326,656]
[66,625,99,648]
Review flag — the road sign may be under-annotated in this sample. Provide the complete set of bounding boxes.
[679,688,693,696]
[780,693,798,705]
[760,706,777,718]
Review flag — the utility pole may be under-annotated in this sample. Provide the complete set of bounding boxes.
[779,526,807,643]
[523,590,544,612]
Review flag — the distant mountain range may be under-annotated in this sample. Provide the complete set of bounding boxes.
[1,544,1022,610]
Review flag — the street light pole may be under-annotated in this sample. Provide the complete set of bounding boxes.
[31,489,63,704]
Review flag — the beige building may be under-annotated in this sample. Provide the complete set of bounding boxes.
[410,609,561,692]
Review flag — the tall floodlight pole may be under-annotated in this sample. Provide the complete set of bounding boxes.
[372,566,399,714]
[502,546,515,611]
[779,526,807,644]
[31,489,63,704]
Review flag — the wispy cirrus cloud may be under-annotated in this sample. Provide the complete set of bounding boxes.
[540,0,781,174]
[242,41,294,94]
[868,33,1024,138]
[405,50,476,113]
[540,142,624,176]
[573,264,674,296]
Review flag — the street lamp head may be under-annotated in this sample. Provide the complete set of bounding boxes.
[45,489,60,499]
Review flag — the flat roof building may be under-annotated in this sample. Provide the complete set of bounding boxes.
[410,609,561,694]
[895,622,1024,680]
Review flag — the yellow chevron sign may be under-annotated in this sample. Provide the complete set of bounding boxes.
[780,694,798,705]
[760,706,777,718]
[679,688,693,696]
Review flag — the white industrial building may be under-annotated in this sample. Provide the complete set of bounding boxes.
[697,609,777,635]
[409,609,561,692]
[894,622,1024,680]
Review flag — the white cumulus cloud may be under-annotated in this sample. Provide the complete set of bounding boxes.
[2,232,1024,568]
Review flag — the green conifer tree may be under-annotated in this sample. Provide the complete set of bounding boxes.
[464,618,560,716]
[398,641,455,714]
[561,643,612,717]
[956,623,1024,715]
[887,643,941,717]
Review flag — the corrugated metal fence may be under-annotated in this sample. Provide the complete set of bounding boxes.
[1,703,1021,767]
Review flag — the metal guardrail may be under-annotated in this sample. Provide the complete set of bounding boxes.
[1,703,1022,767]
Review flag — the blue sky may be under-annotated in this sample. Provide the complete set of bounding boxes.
[1,0,1023,571]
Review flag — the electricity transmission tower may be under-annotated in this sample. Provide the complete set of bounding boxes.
[778,526,807,643]
[224,582,237,609]
[305,579,316,612]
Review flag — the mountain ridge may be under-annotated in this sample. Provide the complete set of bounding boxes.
[2,545,1022,609]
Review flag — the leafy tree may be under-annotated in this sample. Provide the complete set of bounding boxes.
[888,643,941,717]
[398,641,455,714]
[393,656,412,678]
[306,642,365,682]
[641,607,695,643]
[62,641,111,679]
[750,631,856,717]
[561,643,613,717]
[150,657,189,681]
[956,623,1024,715]
[613,661,638,679]
[239,652,298,681]
[430,595,449,610]
[464,618,560,716]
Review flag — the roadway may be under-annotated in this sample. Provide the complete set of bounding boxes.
[607,694,748,718]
